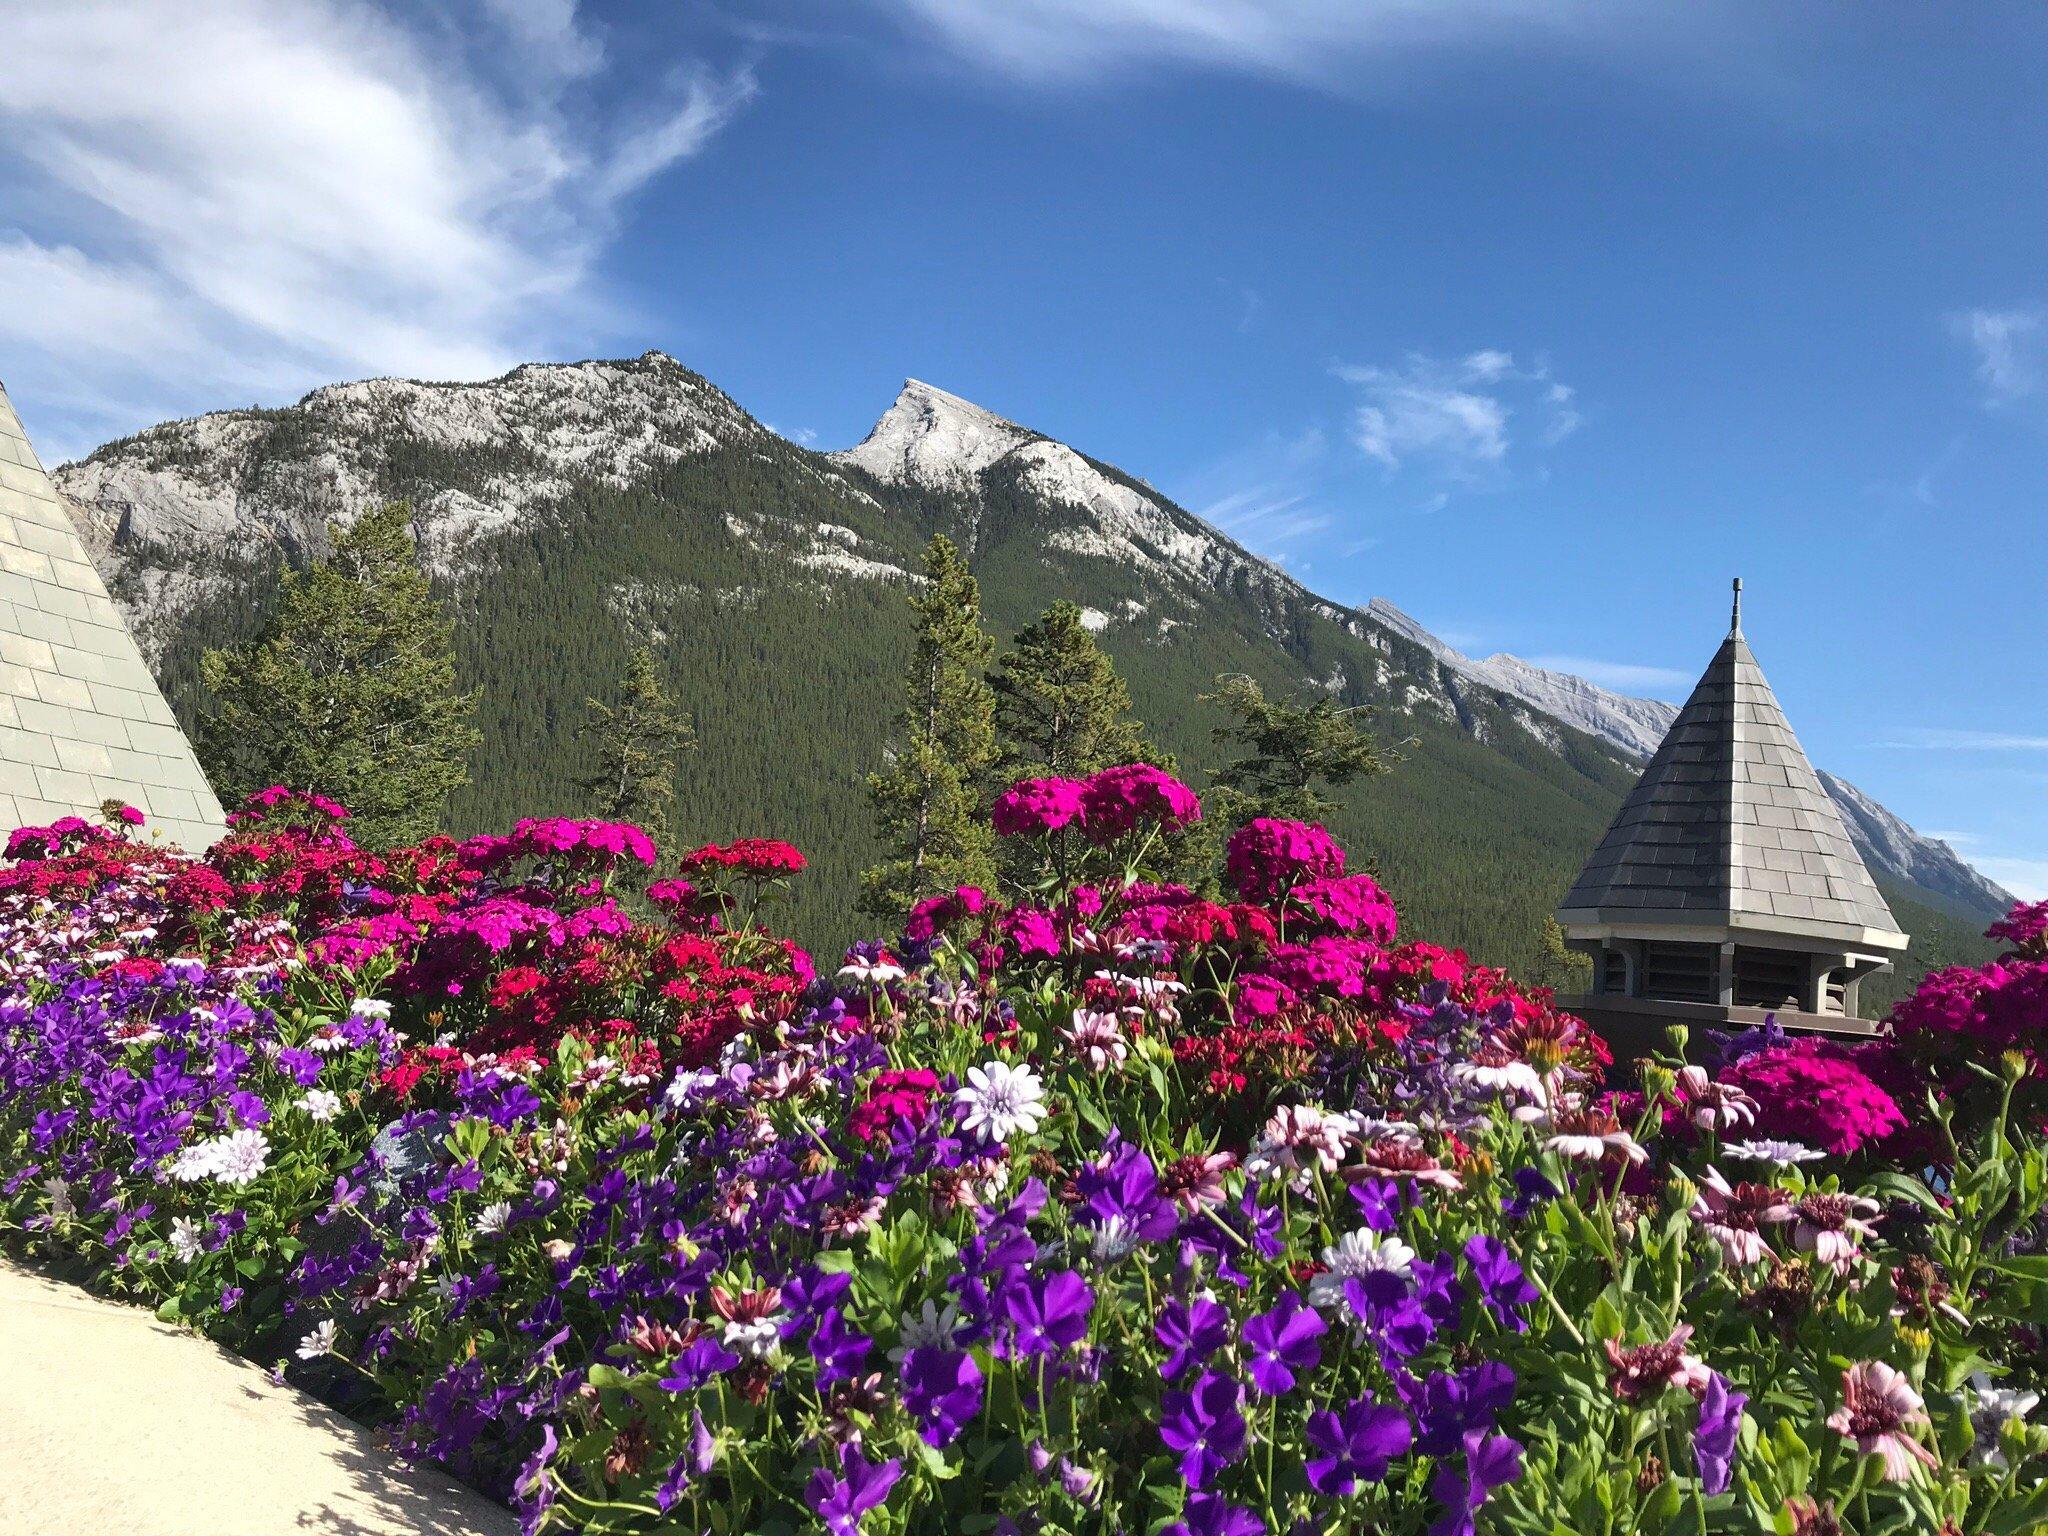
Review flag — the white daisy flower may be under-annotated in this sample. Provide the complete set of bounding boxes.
[474,1201,514,1237]
[889,1300,963,1363]
[296,1319,340,1360]
[297,1089,343,1122]
[168,1216,205,1263]
[1723,1138,1826,1167]
[954,1061,1047,1144]
[212,1128,271,1186]
[1309,1229,1416,1310]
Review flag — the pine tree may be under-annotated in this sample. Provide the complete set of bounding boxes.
[860,536,1000,921]
[1533,916,1592,995]
[991,601,1160,780]
[575,645,695,844]
[1203,673,1390,828]
[197,502,480,848]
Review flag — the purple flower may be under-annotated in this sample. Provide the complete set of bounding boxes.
[1694,1371,1746,1495]
[659,1335,739,1392]
[1073,1133,1178,1242]
[1156,1296,1230,1380]
[900,1347,982,1447]
[810,1307,874,1386]
[1500,1166,1558,1220]
[1428,1430,1523,1536]
[512,1425,559,1536]
[1164,1494,1265,1536]
[1160,1370,1248,1489]
[1240,1292,1327,1396]
[1463,1235,1538,1332]
[1403,1362,1517,1457]
[1348,1176,1404,1233]
[1004,1269,1094,1357]
[1305,1393,1413,1495]
[805,1445,903,1536]
[219,1285,244,1313]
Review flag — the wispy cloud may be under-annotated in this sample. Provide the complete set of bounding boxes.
[1524,655,1691,695]
[1333,350,1579,478]
[0,0,754,452]
[1880,728,2048,751]
[1178,424,1340,567]
[1950,306,2046,404]
[870,0,1784,93]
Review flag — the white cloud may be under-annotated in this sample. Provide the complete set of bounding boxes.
[1880,728,2048,751]
[872,0,1770,90]
[1178,424,1336,566]
[1333,350,1578,475]
[1524,655,1692,695]
[0,0,752,447]
[1951,306,2046,402]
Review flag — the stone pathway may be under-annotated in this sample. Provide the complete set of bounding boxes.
[0,1257,517,1536]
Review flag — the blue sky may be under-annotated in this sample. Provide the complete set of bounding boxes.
[1,1,2043,895]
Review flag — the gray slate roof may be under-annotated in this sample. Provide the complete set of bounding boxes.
[0,381,225,851]
[1558,611,1904,946]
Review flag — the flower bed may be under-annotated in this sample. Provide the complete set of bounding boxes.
[2,785,2045,1536]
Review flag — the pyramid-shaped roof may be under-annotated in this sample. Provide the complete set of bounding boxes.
[0,380,225,851]
[1557,589,1905,949]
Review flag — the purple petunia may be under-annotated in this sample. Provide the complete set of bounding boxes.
[1240,1292,1327,1396]
[805,1445,903,1536]
[1156,1295,1230,1380]
[1004,1268,1094,1357]
[900,1347,983,1447]
[1348,1175,1404,1233]
[659,1335,739,1392]
[1428,1429,1524,1536]
[1159,1370,1248,1489]
[1694,1371,1746,1495]
[1164,1494,1266,1536]
[1500,1166,1559,1220]
[1305,1392,1413,1495]
[1463,1234,1538,1332]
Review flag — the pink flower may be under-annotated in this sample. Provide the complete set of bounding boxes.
[1689,1167,1792,1266]
[1676,1065,1758,1132]
[1716,1041,1905,1155]
[903,886,987,944]
[1987,899,2048,959]
[1825,1362,1938,1481]
[1060,1009,1129,1073]
[1078,764,1202,842]
[1231,973,1301,1021]
[991,778,1089,838]
[1285,874,1398,943]
[1791,1191,1881,1275]
[1005,905,1062,959]
[1223,819,1347,903]
[1605,1325,1712,1402]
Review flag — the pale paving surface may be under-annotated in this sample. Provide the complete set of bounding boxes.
[0,1257,516,1536]
[0,380,224,850]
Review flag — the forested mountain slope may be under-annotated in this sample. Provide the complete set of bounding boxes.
[53,354,2004,1002]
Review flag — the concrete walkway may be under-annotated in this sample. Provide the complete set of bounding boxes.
[0,1257,518,1536]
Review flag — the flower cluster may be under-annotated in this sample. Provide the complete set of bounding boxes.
[1,790,2044,1536]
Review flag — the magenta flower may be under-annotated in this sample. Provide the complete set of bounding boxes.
[1305,1393,1412,1494]
[1159,1370,1248,1489]
[1240,1292,1327,1396]
[991,777,1089,838]
[1223,818,1347,902]
[1077,763,1202,842]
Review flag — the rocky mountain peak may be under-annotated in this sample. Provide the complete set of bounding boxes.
[832,378,1039,491]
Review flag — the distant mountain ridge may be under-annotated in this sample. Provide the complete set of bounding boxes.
[45,352,2007,997]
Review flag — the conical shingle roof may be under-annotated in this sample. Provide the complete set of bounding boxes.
[1557,595,1904,948]
[0,381,225,850]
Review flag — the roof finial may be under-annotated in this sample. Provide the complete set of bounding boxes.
[1730,576,1743,638]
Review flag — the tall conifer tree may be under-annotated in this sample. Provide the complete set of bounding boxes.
[860,536,999,921]
[575,646,695,844]
[990,600,1160,780]
[1202,673,1391,828]
[197,502,479,847]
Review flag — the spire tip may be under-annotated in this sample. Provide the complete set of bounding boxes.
[1730,577,1743,637]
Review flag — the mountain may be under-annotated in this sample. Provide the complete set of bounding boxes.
[49,354,2006,1005]
[1362,601,2011,919]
